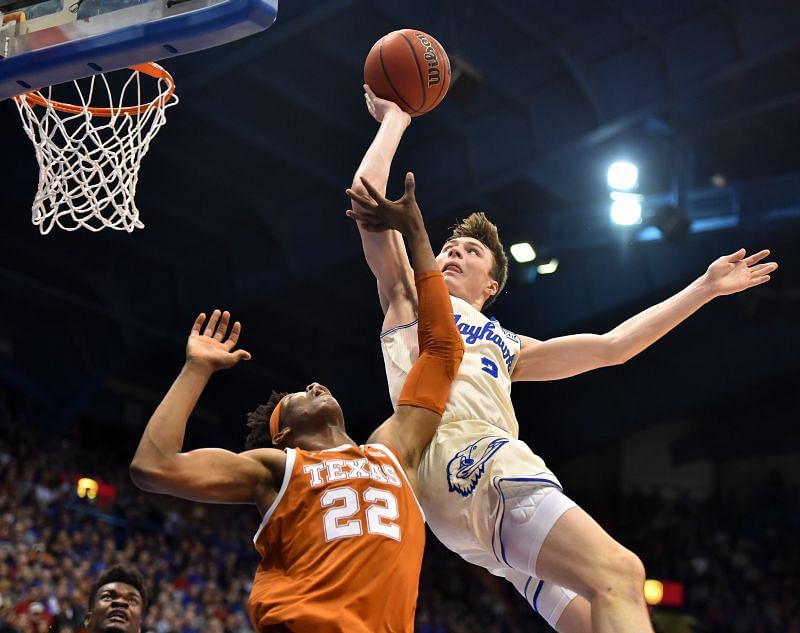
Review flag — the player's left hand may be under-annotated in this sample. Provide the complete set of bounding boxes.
[364,84,410,125]
[186,310,251,372]
[703,248,778,296]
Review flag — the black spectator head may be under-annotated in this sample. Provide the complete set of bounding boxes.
[85,565,146,633]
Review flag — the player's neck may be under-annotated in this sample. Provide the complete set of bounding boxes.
[443,276,487,312]
[453,291,486,312]
[295,427,355,451]
[470,296,486,312]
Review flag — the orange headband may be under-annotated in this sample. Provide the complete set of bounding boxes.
[269,396,286,442]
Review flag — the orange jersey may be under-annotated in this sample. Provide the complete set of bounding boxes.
[248,443,426,633]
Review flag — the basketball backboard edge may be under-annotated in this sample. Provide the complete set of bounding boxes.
[0,0,278,100]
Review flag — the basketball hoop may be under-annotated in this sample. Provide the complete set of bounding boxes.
[14,63,178,234]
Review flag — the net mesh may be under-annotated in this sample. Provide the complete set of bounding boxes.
[14,65,178,234]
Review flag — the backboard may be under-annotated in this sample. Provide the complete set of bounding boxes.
[0,0,278,100]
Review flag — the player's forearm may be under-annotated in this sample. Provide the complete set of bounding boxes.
[353,111,414,303]
[353,109,410,190]
[405,219,438,276]
[131,363,212,483]
[606,274,715,363]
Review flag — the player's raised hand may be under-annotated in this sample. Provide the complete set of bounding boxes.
[186,310,251,372]
[703,248,778,296]
[363,84,410,124]
[346,172,423,237]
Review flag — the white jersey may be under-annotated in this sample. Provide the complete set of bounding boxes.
[380,295,559,575]
[382,295,521,437]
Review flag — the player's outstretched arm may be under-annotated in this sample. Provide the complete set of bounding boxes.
[366,183,463,484]
[130,310,284,505]
[512,248,778,381]
[348,85,417,323]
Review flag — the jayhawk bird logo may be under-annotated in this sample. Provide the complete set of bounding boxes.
[446,437,509,497]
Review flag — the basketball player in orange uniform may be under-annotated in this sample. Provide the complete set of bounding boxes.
[129,184,463,633]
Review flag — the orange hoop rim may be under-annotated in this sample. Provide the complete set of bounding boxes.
[15,62,176,117]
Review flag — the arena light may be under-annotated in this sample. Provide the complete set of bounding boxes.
[536,258,558,274]
[77,477,99,500]
[607,161,639,190]
[510,242,536,263]
[643,579,685,607]
[610,197,642,225]
[643,579,664,606]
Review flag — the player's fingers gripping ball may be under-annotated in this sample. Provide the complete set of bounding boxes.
[364,29,451,116]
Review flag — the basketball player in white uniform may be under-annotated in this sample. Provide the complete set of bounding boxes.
[346,85,777,633]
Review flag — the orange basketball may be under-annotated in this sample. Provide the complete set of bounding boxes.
[364,29,451,117]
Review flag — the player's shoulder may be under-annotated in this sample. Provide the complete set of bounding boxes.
[239,447,288,474]
[381,308,419,339]
[483,310,521,345]
[361,443,395,460]
[499,323,520,344]
[294,443,371,460]
[449,294,476,317]
[382,290,418,331]
[241,446,285,459]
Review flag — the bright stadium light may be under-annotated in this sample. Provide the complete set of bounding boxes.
[77,477,99,500]
[643,579,664,606]
[607,161,639,190]
[610,197,642,225]
[510,242,536,263]
[536,258,559,275]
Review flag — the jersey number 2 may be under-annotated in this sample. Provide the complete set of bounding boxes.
[320,487,401,542]
[481,356,499,378]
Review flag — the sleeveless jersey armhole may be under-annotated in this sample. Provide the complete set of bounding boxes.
[253,448,296,545]
[380,320,418,339]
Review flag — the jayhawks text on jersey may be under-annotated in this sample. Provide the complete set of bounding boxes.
[453,313,518,372]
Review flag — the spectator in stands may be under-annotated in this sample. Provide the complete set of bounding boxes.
[84,566,145,633]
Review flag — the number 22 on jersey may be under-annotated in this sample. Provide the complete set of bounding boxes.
[321,487,401,542]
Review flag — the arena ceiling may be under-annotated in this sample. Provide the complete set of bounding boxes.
[1,0,798,464]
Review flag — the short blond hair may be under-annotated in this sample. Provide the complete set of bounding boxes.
[448,212,508,309]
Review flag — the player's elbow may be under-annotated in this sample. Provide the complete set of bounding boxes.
[129,457,171,493]
[602,333,632,366]
[426,335,464,378]
[129,461,154,491]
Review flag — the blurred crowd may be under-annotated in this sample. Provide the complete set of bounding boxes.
[622,480,800,633]
[0,388,797,632]
[0,396,259,633]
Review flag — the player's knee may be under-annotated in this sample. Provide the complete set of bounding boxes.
[591,546,646,604]
[616,549,646,594]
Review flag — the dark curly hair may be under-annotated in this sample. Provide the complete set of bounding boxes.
[448,211,508,309]
[245,391,288,450]
[88,565,147,610]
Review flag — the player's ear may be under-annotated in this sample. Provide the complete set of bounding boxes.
[484,278,499,300]
[273,426,293,448]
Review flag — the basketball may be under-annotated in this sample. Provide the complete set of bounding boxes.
[364,29,451,117]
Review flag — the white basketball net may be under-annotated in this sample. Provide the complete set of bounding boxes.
[14,66,179,234]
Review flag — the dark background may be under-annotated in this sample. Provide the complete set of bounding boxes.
[2,0,798,466]
[2,1,800,630]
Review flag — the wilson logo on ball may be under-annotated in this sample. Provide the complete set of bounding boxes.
[414,32,441,87]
